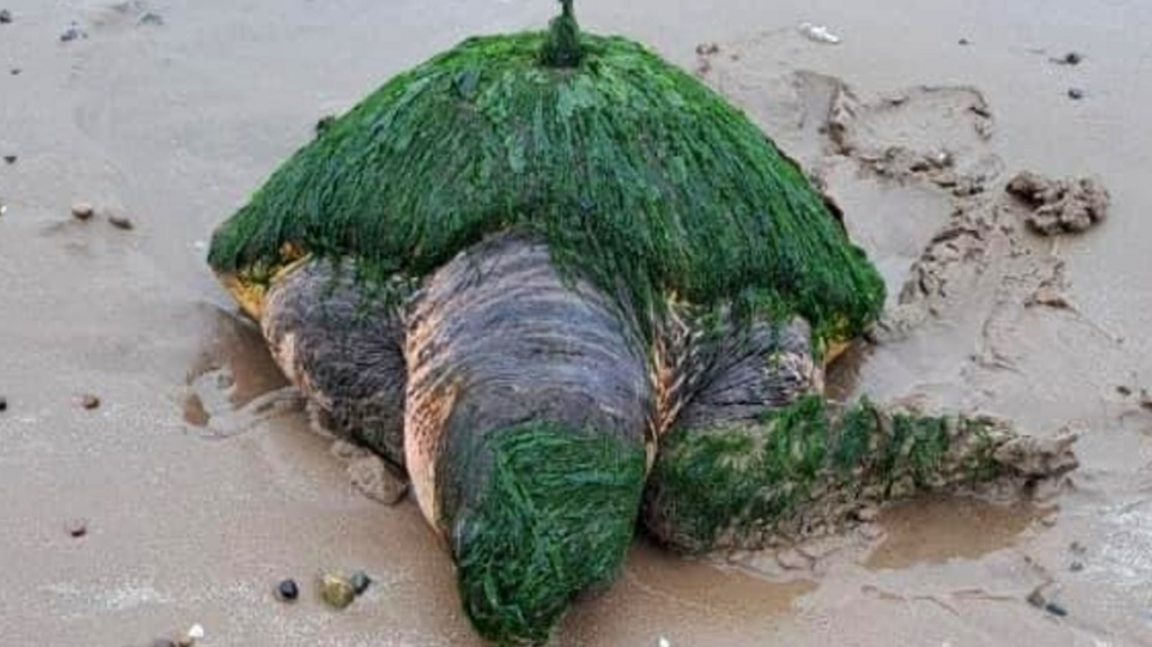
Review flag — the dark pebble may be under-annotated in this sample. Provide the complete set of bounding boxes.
[1068,88,1085,100]
[1058,52,1083,65]
[151,641,177,647]
[1118,385,1133,397]
[80,394,101,410]
[1070,561,1084,572]
[66,519,88,538]
[0,396,7,412]
[0,9,12,24]
[1070,541,1088,555]
[350,570,372,596]
[315,115,336,135]
[1027,590,1046,609]
[1045,602,1069,617]
[275,578,299,602]
[9,68,19,75]
[958,38,970,46]
[3,155,15,164]
[108,215,134,230]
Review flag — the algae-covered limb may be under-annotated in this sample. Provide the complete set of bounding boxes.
[643,397,1078,554]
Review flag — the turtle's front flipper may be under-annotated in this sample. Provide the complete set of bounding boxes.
[261,259,409,469]
[643,314,1078,554]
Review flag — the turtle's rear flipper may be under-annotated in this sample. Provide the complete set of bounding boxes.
[261,259,409,470]
[643,313,1077,554]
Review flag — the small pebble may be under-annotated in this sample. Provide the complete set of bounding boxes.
[350,570,372,596]
[151,640,177,647]
[1026,590,1046,609]
[1054,52,1084,65]
[9,68,19,75]
[1070,541,1088,555]
[320,572,356,609]
[0,9,12,24]
[1117,385,1133,397]
[0,396,7,412]
[65,519,88,538]
[60,23,86,42]
[275,578,299,602]
[108,215,134,230]
[3,155,15,164]
[958,38,970,46]
[71,202,95,221]
[79,394,101,410]
[1070,561,1084,572]
[1067,88,1085,100]
[1045,601,1069,617]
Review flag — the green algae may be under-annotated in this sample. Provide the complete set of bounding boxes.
[449,422,646,646]
[646,397,1007,553]
[208,5,884,342]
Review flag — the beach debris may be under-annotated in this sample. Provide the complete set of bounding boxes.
[65,518,88,538]
[320,572,356,609]
[275,578,300,602]
[349,570,372,596]
[0,9,12,24]
[1006,171,1109,235]
[79,394,101,410]
[799,22,841,45]
[138,12,164,26]
[108,214,135,230]
[71,202,95,221]
[1067,88,1085,100]
[60,22,87,42]
[175,624,205,647]
[1051,52,1084,66]
[3,155,15,164]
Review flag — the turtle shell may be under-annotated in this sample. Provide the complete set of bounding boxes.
[208,27,884,341]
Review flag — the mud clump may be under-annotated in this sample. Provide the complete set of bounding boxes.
[1006,171,1109,235]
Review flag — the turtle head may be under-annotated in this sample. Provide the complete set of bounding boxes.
[443,422,646,645]
[211,243,309,321]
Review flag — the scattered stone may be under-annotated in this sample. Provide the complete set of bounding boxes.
[1026,589,1047,609]
[1069,561,1084,572]
[694,42,720,56]
[320,572,356,609]
[150,640,177,647]
[1051,52,1084,66]
[9,68,19,75]
[1006,171,1109,235]
[1045,601,1069,617]
[1070,541,1088,555]
[347,454,408,506]
[71,202,95,221]
[0,396,7,411]
[1117,385,1133,397]
[1140,389,1152,411]
[108,214,135,230]
[349,570,372,596]
[958,38,970,46]
[65,518,88,538]
[79,394,101,410]
[3,155,15,165]
[275,578,299,602]
[1067,88,1085,100]
[1026,285,1072,310]
[0,9,12,24]
[60,22,86,42]
[176,638,193,647]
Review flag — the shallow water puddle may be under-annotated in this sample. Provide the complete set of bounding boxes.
[866,497,1040,570]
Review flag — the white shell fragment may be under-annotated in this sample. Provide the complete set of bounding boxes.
[799,22,842,45]
[187,624,205,640]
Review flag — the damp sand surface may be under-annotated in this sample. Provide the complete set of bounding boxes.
[2,0,1152,645]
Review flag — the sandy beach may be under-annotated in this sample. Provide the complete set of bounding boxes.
[1,0,1150,645]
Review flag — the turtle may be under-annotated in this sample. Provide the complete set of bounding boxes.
[207,3,1078,644]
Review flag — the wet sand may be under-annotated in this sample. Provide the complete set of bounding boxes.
[2,0,1150,645]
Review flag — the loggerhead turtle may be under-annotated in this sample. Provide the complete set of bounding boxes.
[207,2,1078,644]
